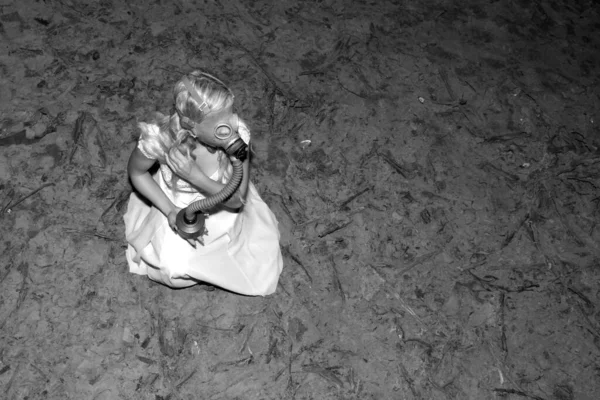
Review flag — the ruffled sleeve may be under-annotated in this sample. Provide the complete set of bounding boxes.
[137,122,161,160]
[238,120,251,144]
[137,140,153,159]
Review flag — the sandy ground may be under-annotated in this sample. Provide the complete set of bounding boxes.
[1,0,599,399]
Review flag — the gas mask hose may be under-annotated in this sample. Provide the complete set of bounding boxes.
[186,157,243,216]
[175,156,244,241]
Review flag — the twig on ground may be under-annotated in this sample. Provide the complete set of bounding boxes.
[567,286,594,308]
[15,263,29,310]
[565,176,598,191]
[318,220,352,238]
[209,356,253,372]
[487,341,547,400]
[339,186,373,208]
[276,280,291,297]
[63,229,120,242]
[398,248,443,275]
[99,189,131,224]
[501,213,530,249]
[155,65,187,76]
[1,186,15,212]
[0,263,14,286]
[274,339,324,381]
[397,362,419,398]
[330,256,346,303]
[239,323,255,354]
[4,358,23,399]
[378,150,408,178]
[268,86,276,137]
[438,68,456,101]
[87,114,107,167]
[280,199,297,225]
[460,77,477,93]
[367,263,389,282]
[492,388,546,400]
[265,335,278,365]
[282,246,313,284]
[176,369,198,390]
[428,376,454,398]
[551,197,600,257]
[458,108,483,134]
[552,259,600,347]
[1,182,55,214]
[270,192,297,225]
[499,292,508,355]
[484,131,531,143]
[137,373,160,391]
[92,389,112,400]
[136,356,155,365]
[403,338,433,356]
[468,270,539,293]
[155,307,172,357]
[359,141,380,168]
[0,263,31,331]
[196,324,235,332]
[299,70,326,76]
[574,304,600,349]
[336,77,366,99]
[302,365,344,388]
[392,304,424,325]
[478,161,520,182]
[366,264,426,325]
[286,341,294,391]
[69,112,87,163]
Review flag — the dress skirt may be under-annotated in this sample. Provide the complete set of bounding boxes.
[123,170,282,296]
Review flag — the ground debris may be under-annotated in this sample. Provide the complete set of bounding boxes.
[69,111,107,167]
[302,364,344,388]
[492,387,546,400]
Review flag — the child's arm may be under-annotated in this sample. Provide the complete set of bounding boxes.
[128,147,178,224]
[166,148,250,209]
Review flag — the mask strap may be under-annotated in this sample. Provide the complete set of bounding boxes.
[181,77,209,111]
[177,77,209,132]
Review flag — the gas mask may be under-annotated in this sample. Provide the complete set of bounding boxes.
[177,77,248,162]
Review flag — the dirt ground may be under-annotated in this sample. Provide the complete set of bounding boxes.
[1,0,599,399]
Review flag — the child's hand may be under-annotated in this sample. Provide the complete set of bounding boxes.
[166,147,204,183]
[167,208,179,232]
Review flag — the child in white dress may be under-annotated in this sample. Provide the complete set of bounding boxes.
[123,71,283,296]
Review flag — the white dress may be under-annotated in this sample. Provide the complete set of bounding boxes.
[123,125,283,296]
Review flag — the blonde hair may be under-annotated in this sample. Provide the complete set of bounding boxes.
[138,71,236,183]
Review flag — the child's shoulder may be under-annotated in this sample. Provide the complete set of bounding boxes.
[138,121,161,139]
[138,112,170,141]
[136,113,169,160]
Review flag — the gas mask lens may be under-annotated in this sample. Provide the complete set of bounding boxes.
[214,123,234,140]
[214,114,239,140]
